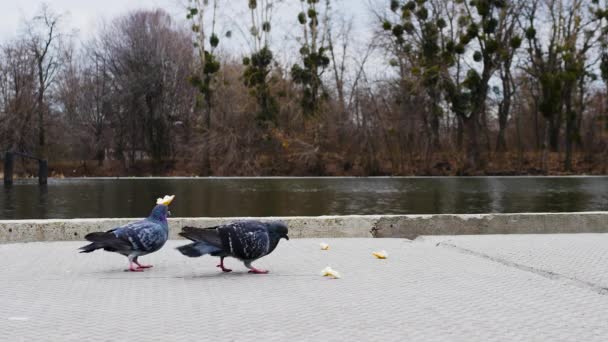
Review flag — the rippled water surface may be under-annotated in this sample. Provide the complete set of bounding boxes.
[1,177,607,219]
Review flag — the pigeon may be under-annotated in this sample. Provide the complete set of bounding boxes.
[78,195,175,272]
[176,220,289,274]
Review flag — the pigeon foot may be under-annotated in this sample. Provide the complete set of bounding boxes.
[248,268,269,274]
[216,264,233,272]
[217,257,232,272]
[127,261,146,272]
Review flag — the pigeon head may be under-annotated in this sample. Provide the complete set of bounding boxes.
[267,221,289,241]
[149,204,170,222]
[148,195,175,222]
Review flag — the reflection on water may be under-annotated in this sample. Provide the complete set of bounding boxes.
[1,177,607,219]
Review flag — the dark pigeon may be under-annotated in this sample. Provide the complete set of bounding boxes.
[176,220,289,274]
[79,200,173,272]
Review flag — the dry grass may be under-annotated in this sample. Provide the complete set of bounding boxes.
[1,150,602,179]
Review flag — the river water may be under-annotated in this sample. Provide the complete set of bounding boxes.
[1,177,607,219]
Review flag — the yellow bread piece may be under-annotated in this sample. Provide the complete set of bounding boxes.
[156,195,175,206]
[372,250,388,259]
[320,266,341,279]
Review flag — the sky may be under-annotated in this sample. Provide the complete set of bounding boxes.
[0,0,182,40]
[0,0,375,44]
[0,0,390,84]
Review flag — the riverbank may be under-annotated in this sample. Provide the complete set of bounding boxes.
[3,151,607,178]
[2,212,608,243]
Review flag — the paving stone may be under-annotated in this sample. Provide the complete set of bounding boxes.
[426,233,608,290]
[0,237,607,341]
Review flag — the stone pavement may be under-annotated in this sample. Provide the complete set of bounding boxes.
[1,236,608,341]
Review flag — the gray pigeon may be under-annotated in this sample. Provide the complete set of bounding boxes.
[176,220,289,274]
[79,195,175,272]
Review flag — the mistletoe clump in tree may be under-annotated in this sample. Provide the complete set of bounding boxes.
[383,0,455,149]
[446,0,524,168]
[523,0,604,170]
[385,0,523,168]
[186,0,221,175]
[448,0,522,153]
[243,0,279,126]
[291,0,331,117]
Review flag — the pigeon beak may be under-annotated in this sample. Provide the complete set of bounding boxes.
[284,235,289,240]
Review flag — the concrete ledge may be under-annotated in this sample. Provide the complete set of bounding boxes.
[0,216,377,243]
[1,212,608,243]
[373,212,608,239]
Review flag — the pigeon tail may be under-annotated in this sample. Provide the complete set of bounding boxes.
[177,242,223,257]
[78,242,99,253]
[78,231,131,253]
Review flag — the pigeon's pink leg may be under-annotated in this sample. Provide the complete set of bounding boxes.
[216,257,232,272]
[247,267,269,274]
[134,261,153,269]
[245,262,268,274]
[127,262,144,272]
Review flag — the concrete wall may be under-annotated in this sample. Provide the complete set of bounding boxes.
[1,212,608,243]
[372,212,608,239]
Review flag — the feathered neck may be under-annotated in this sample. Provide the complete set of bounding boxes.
[267,235,282,254]
[148,205,169,225]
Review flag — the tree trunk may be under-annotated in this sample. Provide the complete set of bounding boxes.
[548,113,561,152]
[482,108,492,156]
[430,105,441,150]
[541,123,550,171]
[95,130,104,167]
[564,92,575,171]
[37,94,46,158]
[496,67,512,153]
[564,114,574,171]
[496,101,509,152]
[456,116,464,149]
[515,102,523,171]
[464,115,481,171]
[428,85,441,150]
[464,64,492,171]
[37,62,46,159]
[334,89,347,149]
[496,127,507,152]
[201,97,212,176]
[534,100,540,150]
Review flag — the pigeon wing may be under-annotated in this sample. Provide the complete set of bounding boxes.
[218,221,270,260]
[179,226,223,248]
[177,226,225,257]
[112,219,165,252]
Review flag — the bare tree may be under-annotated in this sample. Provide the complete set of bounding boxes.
[25,4,64,158]
[56,45,112,165]
[291,0,331,117]
[0,41,37,153]
[523,0,604,170]
[495,0,525,152]
[97,9,194,166]
[187,0,221,175]
[243,0,281,124]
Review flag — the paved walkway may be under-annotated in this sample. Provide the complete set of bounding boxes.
[2,235,608,341]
